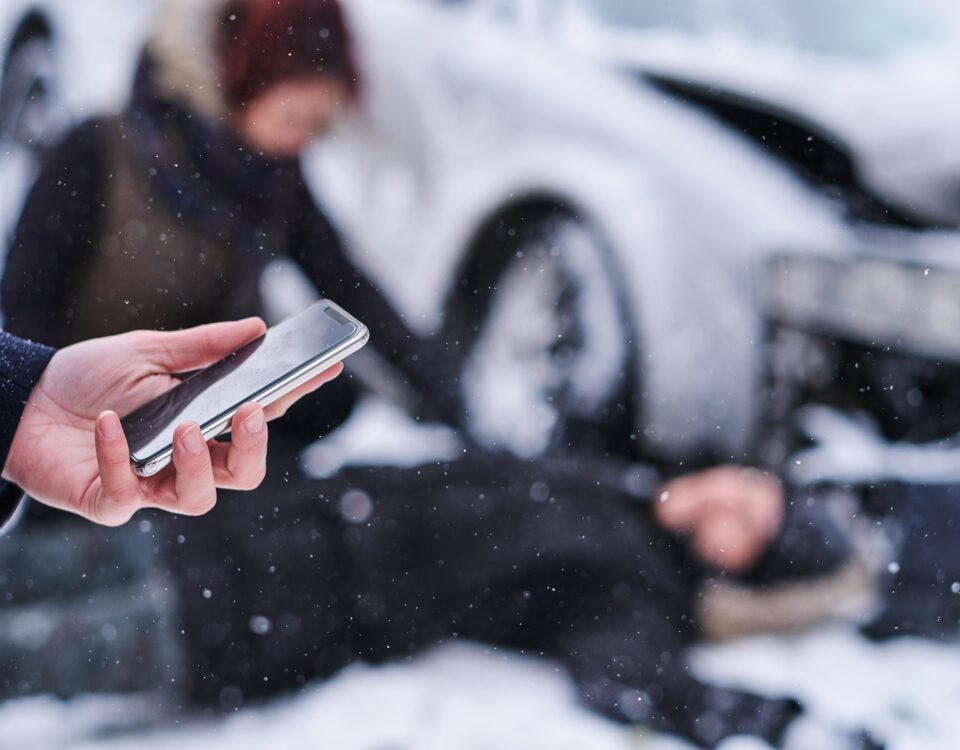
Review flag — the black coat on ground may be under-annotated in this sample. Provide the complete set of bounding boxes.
[0,332,55,528]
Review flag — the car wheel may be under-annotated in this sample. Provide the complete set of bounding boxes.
[0,23,64,152]
[444,210,636,458]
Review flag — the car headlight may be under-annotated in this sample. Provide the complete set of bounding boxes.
[765,253,960,362]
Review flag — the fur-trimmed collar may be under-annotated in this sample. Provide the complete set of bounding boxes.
[145,0,235,122]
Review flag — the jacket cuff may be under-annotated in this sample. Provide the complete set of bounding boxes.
[0,332,56,533]
[0,481,28,533]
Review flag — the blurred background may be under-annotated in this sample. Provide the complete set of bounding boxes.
[2,1,960,748]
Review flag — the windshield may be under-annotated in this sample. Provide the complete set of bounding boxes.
[579,0,953,58]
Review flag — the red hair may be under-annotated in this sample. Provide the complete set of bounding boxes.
[219,0,360,107]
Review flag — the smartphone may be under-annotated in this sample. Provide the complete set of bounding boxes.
[121,300,369,477]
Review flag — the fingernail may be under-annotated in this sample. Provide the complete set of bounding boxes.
[241,316,266,331]
[181,425,205,455]
[99,412,121,441]
[244,408,265,435]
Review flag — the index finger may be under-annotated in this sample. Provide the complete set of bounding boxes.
[135,317,267,373]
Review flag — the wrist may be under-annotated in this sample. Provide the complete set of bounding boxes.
[2,367,57,489]
[0,333,57,485]
[2,393,35,485]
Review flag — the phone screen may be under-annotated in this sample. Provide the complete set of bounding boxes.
[122,302,362,464]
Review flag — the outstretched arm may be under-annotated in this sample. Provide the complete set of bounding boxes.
[1,318,342,527]
[654,464,853,583]
[289,185,462,425]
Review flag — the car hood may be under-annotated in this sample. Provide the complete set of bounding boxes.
[564,29,960,228]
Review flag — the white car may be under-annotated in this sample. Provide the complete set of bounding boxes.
[308,0,960,462]
[544,0,960,228]
[3,0,956,466]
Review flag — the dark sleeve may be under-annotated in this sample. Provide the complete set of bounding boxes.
[0,331,56,532]
[288,180,462,426]
[1,120,108,348]
[738,484,853,585]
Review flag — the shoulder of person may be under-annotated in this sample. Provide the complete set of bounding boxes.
[40,117,113,177]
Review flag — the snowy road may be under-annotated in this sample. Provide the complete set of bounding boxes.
[1,627,958,750]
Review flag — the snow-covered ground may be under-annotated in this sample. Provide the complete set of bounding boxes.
[1,628,959,750]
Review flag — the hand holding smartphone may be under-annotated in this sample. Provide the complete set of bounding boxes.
[121,300,369,477]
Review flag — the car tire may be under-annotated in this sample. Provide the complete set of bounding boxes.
[444,208,637,459]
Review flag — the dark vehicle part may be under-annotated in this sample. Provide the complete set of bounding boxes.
[761,252,960,645]
[645,73,940,230]
[0,12,64,152]
[761,252,960,465]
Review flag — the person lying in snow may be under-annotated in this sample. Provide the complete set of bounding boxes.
[0,0,878,746]
[0,456,873,749]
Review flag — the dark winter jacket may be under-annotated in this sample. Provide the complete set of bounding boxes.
[0,332,55,530]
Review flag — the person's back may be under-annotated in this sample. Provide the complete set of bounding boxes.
[4,0,353,346]
[5,111,261,344]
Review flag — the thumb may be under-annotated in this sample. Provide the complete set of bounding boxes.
[137,317,267,373]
